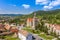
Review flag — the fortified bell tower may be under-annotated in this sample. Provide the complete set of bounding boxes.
[32,13,36,29]
[34,13,36,18]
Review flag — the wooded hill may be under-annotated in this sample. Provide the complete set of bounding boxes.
[23,9,60,24]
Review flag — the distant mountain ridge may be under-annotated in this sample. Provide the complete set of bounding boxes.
[0,14,23,16]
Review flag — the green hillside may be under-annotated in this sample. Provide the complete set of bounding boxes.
[12,9,60,24]
[32,9,60,24]
[22,9,60,24]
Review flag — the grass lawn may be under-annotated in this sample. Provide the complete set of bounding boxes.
[23,27,55,40]
[5,36,20,40]
[39,33,54,40]
[0,35,20,40]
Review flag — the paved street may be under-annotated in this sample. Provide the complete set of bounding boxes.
[33,34,44,40]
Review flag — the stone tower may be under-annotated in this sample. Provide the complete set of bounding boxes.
[32,13,36,29]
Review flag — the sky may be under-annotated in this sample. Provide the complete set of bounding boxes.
[0,0,60,14]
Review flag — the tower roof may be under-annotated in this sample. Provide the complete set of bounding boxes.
[27,18,33,22]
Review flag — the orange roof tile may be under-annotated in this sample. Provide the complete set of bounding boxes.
[54,24,60,30]
[10,29,18,33]
[0,32,12,35]
[49,24,60,30]
[0,24,5,31]
[27,18,33,22]
[4,24,11,30]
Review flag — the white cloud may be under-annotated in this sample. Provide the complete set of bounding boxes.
[43,0,60,10]
[43,6,53,10]
[36,0,49,5]
[36,0,60,5]
[36,0,60,10]
[22,4,30,9]
[49,0,60,6]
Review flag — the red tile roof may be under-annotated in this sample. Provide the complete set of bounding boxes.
[27,18,33,22]
[0,24,5,31]
[4,24,11,30]
[54,24,60,30]
[49,24,60,30]
[0,32,12,35]
[10,29,18,33]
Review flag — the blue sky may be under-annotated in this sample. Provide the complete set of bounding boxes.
[0,0,60,14]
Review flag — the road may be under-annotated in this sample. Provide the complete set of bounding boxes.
[32,34,44,40]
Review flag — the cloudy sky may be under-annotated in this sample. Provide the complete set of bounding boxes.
[0,0,60,14]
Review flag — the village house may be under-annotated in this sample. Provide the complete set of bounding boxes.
[18,30,33,40]
[27,13,39,29]
[0,23,13,36]
[0,23,11,32]
[10,28,18,38]
[4,23,11,30]
[10,23,17,27]
[0,23,19,36]
[0,24,5,33]
[17,24,23,30]
[45,23,60,36]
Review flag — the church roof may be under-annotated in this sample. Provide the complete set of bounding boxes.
[27,18,33,22]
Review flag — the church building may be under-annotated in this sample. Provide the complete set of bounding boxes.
[26,13,39,29]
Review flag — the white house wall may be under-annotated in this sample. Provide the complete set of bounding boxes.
[18,33,26,40]
[55,30,60,35]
